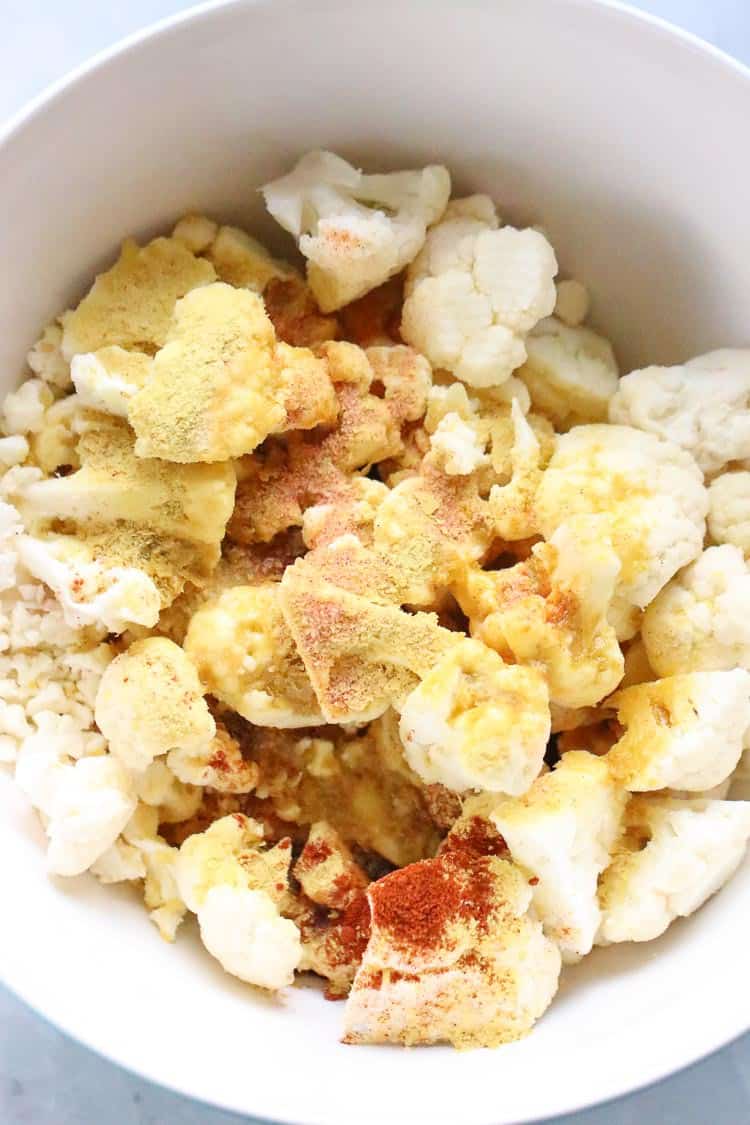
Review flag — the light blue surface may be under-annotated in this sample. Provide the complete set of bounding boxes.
[1,2,749,1122]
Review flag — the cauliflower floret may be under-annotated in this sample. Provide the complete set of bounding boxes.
[606,670,750,791]
[553,279,590,327]
[135,758,202,824]
[184,584,323,728]
[429,411,489,475]
[0,435,30,468]
[597,795,750,943]
[457,515,623,709]
[707,471,750,556]
[263,150,450,311]
[642,546,750,675]
[71,346,151,416]
[17,535,161,633]
[27,394,86,474]
[609,349,750,477]
[536,424,707,639]
[491,752,626,960]
[44,755,137,877]
[128,282,337,462]
[401,196,557,388]
[171,213,218,254]
[60,235,216,359]
[198,884,301,990]
[114,804,187,940]
[398,638,550,794]
[343,853,560,1047]
[487,399,544,540]
[207,224,297,292]
[3,378,53,435]
[95,637,215,771]
[293,821,368,909]
[175,812,290,912]
[167,720,259,794]
[27,323,71,389]
[518,317,619,428]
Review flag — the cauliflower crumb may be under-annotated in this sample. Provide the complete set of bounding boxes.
[707,470,750,556]
[553,279,590,327]
[609,349,750,477]
[518,317,619,428]
[642,545,750,676]
[27,323,71,389]
[3,378,54,436]
[606,670,750,791]
[399,638,550,794]
[491,752,626,961]
[598,796,750,943]
[263,150,451,311]
[429,411,489,475]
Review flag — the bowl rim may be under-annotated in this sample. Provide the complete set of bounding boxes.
[2,1,750,1122]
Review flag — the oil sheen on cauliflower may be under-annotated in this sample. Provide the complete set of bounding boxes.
[598,796,750,943]
[642,545,750,675]
[609,349,750,477]
[398,638,550,794]
[606,670,750,791]
[491,752,626,961]
[401,195,558,388]
[262,150,451,311]
[536,424,708,639]
[95,637,216,771]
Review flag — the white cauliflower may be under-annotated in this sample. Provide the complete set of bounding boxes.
[71,346,151,416]
[399,638,550,794]
[606,670,750,791]
[707,471,750,556]
[134,758,202,823]
[44,755,137,877]
[3,378,53,435]
[0,436,29,468]
[609,349,750,476]
[518,316,619,427]
[17,535,161,633]
[262,150,450,311]
[27,323,71,389]
[401,196,557,388]
[536,424,708,639]
[95,637,215,771]
[491,752,626,961]
[429,411,489,475]
[553,279,589,327]
[198,884,301,990]
[598,795,750,943]
[642,546,750,675]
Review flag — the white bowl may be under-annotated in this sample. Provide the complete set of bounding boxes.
[1,2,749,1122]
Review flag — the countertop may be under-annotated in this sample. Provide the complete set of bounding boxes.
[1,2,749,1122]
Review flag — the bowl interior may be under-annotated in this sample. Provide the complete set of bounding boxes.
[1,2,749,1123]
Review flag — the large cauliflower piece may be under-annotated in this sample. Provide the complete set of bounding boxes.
[262,150,450,312]
[16,417,236,600]
[343,852,561,1047]
[401,196,557,388]
[606,670,750,791]
[457,515,623,709]
[642,546,750,675]
[518,316,619,428]
[61,236,216,359]
[184,583,323,728]
[175,813,301,990]
[491,752,626,961]
[95,637,215,771]
[398,638,550,794]
[598,795,750,943]
[609,349,750,477]
[536,424,708,639]
[707,471,750,556]
[128,283,337,462]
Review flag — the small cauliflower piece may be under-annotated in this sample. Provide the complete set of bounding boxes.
[606,670,750,791]
[707,471,750,556]
[198,884,301,990]
[175,813,291,912]
[343,853,561,1047]
[553,279,590,327]
[45,755,137,877]
[293,821,368,909]
[3,378,53,436]
[167,720,259,794]
[120,804,187,940]
[518,317,619,428]
[401,196,557,388]
[128,282,337,462]
[171,213,218,254]
[184,584,323,728]
[263,150,450,311]
[491,752,626,960]
[487,399,544,540]
[429,411,489,475]
[536,424,708,639]
[27,323,71,389]
[598,795,750,943]
[71,346,151,417]
[642,545,750,675]
[609,349,750,477]
[60,235,216,359]
[399,638,550,794]
[95,637,215,771]
[135,759,202,824]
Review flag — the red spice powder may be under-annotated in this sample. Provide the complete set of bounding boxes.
[330,889,371,967]
[298,838,333,868]
[440,816,509,861]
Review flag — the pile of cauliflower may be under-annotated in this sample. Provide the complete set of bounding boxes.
[3,149,750,1050]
